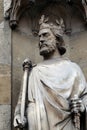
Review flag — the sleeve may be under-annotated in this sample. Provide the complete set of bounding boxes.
[72,62,87,98]
[74,63,87,103]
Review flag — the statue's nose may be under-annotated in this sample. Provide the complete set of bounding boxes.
[39,39,45,48]
[40,40,44,44]
[39,41,43,48]
[40,36,45,43]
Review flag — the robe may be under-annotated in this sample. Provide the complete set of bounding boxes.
[27,58,87,130]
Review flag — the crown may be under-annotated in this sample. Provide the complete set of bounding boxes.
[39,15,65,37]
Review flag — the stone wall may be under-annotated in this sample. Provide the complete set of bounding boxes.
[70,31,87,78]
[0,0,11,130]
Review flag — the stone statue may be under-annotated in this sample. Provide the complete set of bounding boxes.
[14,15,87,130]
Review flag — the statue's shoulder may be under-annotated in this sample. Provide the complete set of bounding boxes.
[62,58,81,71]
[68,60,82,73]
[60,57,71,65]
[63,58,78,66]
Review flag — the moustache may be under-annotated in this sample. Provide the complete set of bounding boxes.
[39,42,48,49]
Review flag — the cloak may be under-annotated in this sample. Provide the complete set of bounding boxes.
[27,58,87,130]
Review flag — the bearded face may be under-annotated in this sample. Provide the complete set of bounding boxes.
[39,28,57,56]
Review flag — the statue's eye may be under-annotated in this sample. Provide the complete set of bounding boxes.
[43,33,49,37]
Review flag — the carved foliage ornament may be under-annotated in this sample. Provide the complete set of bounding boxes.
[39,15,65,37]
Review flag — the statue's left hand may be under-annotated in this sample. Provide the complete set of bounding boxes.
[70,96,85,113]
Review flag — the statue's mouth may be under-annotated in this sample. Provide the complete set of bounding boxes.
[40,43,48,49]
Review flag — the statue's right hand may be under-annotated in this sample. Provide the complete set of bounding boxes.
[14,115,27,128]
[14,114,22,128]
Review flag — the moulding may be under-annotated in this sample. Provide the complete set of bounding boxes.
[5,0,87,34]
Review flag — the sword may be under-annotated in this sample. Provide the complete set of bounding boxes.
[20,58,32,128]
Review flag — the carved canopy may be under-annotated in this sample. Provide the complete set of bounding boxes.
[5,0,87,34]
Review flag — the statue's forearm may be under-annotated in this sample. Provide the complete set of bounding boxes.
[14,104,21,116]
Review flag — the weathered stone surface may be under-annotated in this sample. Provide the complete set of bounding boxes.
[12,66,23,105]
[0,1,11,129]
[12,31,70,65]
[0,105,11,130]
[0,64,10,75]
[0,0,3,23]
[13,31,42,65]
[0,27,11,64]
[4,0,11,16]
[69,31,87,79]
[0,21,4,29]
[0,64,11,104]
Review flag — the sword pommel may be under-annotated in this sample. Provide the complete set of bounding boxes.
[22,58,32,71]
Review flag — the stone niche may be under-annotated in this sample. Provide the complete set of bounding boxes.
[5,0,87,130]
[5,0,87,33]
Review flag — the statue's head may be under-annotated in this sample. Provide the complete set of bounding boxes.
[38,15,66,57]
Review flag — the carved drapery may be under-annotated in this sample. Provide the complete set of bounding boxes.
[5,0,87,34]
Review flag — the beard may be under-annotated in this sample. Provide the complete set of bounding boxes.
[39,45,56,56]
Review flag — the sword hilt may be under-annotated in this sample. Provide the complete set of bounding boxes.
[22,58,32,71]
